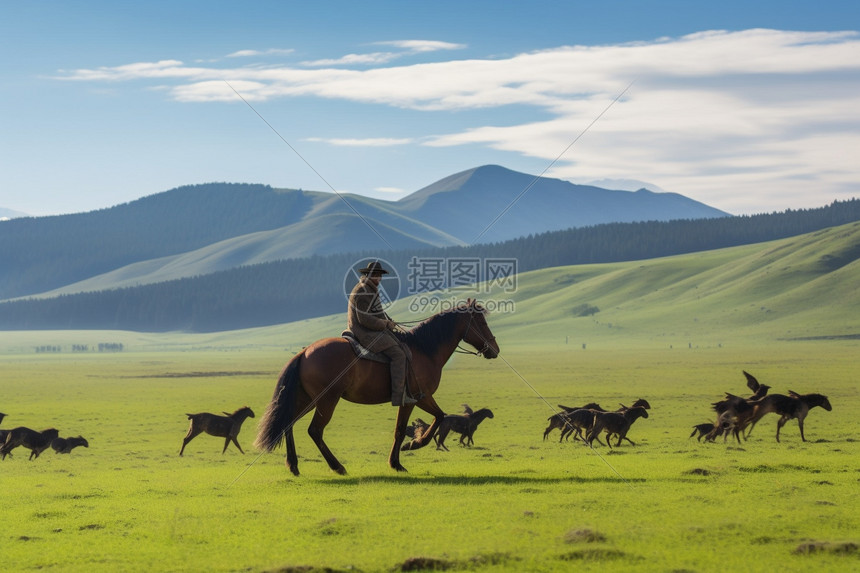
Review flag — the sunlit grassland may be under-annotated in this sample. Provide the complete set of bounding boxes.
[2,223,859,571]
[1,341,858,572]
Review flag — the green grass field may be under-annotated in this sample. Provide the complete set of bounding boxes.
[1,225,859,572]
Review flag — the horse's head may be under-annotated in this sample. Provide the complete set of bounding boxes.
[813,394,832,411]
[461,298,499,359]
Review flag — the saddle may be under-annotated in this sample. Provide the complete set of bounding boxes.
[341,330,412,364]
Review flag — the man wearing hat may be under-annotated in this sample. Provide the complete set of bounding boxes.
[347,261,417,406]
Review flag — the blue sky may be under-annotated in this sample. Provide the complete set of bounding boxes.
[2,0,859,217]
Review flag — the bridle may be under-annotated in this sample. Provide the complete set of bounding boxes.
[455,308,496,357]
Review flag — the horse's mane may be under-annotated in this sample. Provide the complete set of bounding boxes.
[394,308,464,356]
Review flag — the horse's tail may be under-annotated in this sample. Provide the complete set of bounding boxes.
[255,352,302,452]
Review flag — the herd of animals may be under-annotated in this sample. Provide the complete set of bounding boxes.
[0,370,832,462]
[0,412,88,460]
[689,370,832,444]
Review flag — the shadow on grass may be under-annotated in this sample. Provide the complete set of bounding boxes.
[311,474,646,486]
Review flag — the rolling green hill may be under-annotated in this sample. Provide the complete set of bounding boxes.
[487,221,860,347]
[0,165,727,300]
[2,221,856,350]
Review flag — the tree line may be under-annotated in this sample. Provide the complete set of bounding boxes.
[0,199,858,332]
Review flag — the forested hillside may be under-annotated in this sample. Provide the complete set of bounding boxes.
[1,198,857,332]
[0,166,728,300]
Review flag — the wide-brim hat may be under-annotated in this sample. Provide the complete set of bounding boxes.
[359,261,389,275]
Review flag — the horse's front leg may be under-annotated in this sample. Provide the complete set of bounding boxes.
[401,395,446,451]
[388,404,415,472]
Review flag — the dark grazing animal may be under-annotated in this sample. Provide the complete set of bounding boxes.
[744,391,832,442]
[1,427,60,460]
[179,406,255,456]
[435,405,494,451]
[689,423,716,441]
[405,418,430,440]
[705,371,772,443]
[544,402,603,441]
[588,406,650,448]
[709,392,758,443]
[559,408,606,444]
[557,399,651,443]
[0,412,7,450]
[51,436,89,454]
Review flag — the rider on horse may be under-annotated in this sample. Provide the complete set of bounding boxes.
[347,261,417,406]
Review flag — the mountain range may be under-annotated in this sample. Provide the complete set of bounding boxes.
[0,207,28,221]
[0,165,728,300]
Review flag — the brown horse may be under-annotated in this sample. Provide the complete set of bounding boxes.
[255,299,499,475]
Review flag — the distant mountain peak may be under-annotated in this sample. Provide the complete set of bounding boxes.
[585,178,668,193]
[0,207,29,220]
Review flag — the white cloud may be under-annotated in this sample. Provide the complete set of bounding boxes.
[227,48,295,58]
[374,40,466,52]
[306,137,413,147]
[54,30,860,213]
[301,52,402,67]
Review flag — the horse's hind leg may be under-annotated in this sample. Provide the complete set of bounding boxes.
[285,427,299,476]
[543,424,553,441]
[179,427,202,456]
[307,400,346,475]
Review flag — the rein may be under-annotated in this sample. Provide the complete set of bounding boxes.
[454,310,496,356]
[395,309,494,356]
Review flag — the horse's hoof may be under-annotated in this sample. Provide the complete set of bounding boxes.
[334,466,347,475]
[289,467,300,476]
[392,464,408,473]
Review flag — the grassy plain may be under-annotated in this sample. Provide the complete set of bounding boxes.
[2,344,858,572]
[2,225,859,572]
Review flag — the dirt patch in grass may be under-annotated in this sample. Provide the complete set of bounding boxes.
[794,541,859,555]
[266,567,356,573]
[683,468,712,476]
[564,528,607,543]
[559,548,630,560]
[395,557,454,571]
[122,370,270,378]
[393,553,515,571]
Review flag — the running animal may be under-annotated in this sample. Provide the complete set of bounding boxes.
[0,427,60,460]
[543,402,603,441]
[689,423,716,442]
[435,405,494,451]
[406,418,430,440]
[0,412,7,449]
[51,436,90,454]
[588,406,650,448]
[179,406,255,456]
[744,392,832,442]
